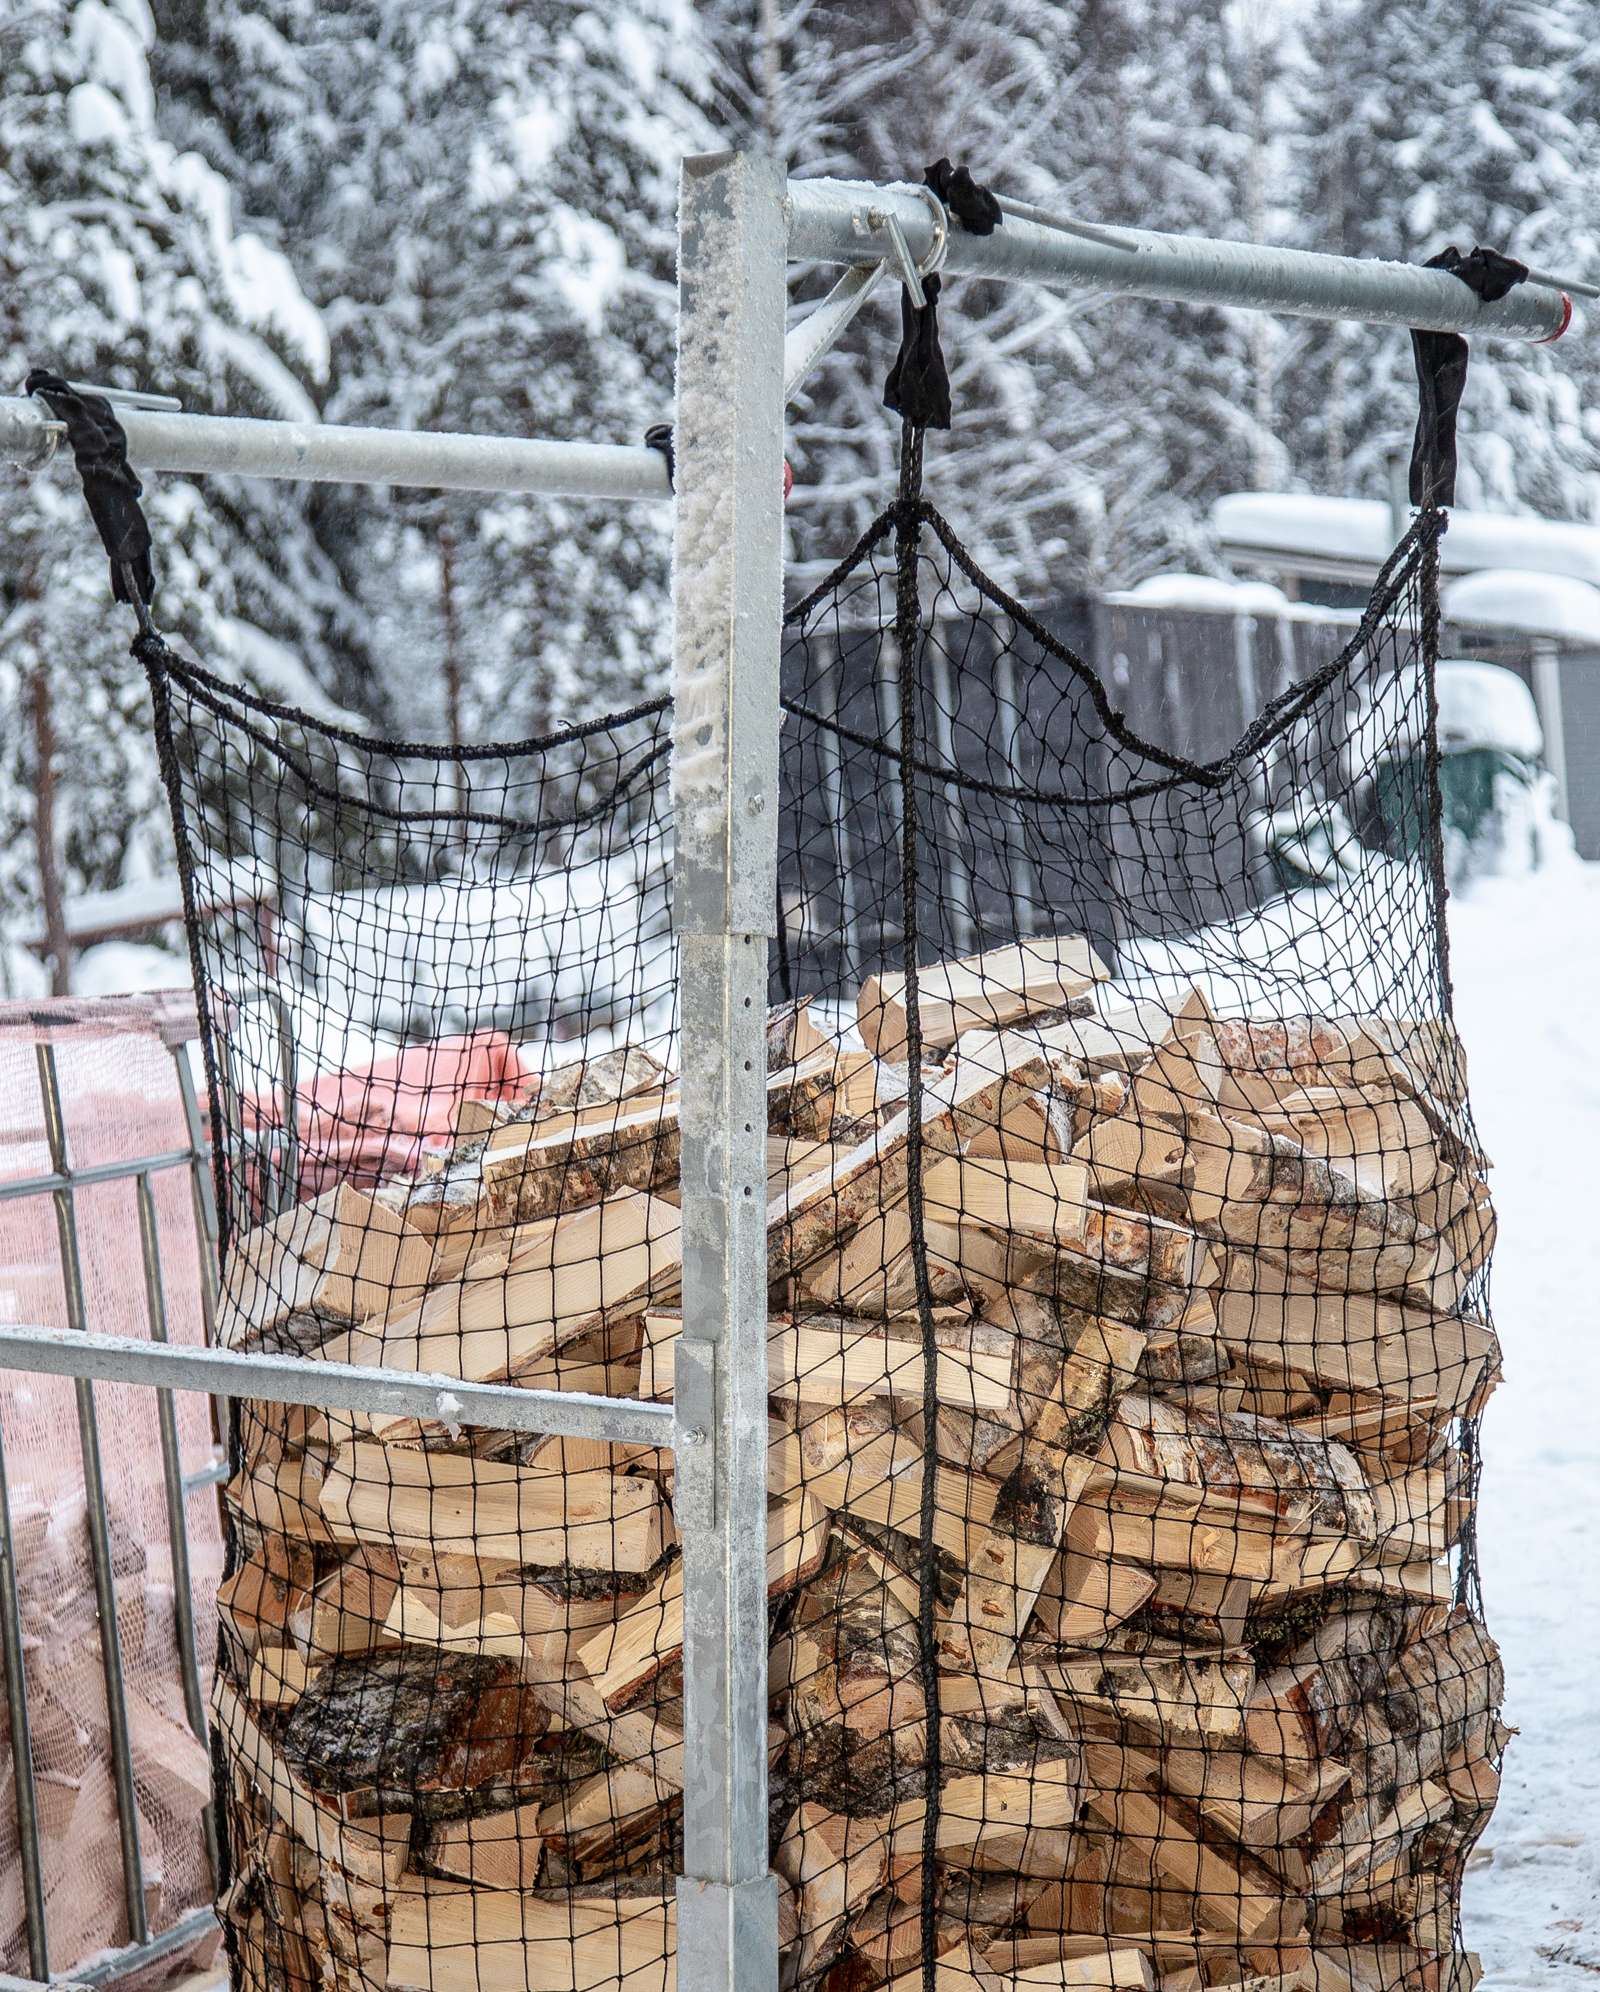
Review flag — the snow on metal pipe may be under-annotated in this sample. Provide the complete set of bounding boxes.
[786,177,1573,342]
[0,395,673,498]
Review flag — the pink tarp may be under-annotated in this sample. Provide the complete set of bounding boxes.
[243,1027,532,1197]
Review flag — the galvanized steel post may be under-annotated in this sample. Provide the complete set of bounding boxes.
[670,149,789,1992]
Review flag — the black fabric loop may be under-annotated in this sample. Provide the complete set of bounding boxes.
[883,272,952,430]
[883,161,1002,432]
[1431,243,1530,303]
[924,156,1002,236]
[643,421,675,487]
[25,369,156,606]
[1408,245,1530,507]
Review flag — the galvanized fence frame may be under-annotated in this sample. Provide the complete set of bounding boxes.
[0,147,1582,1992]
[0,1003,223,1987]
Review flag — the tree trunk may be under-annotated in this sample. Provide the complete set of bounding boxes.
[28,663,71,995]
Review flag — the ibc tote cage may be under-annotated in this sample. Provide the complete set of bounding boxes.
[0,151,1580,1991]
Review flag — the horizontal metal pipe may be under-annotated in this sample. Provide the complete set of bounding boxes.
[786,177,1573,342]
[55,1904,219,1988]
[0,1146,195,1203]
[0,397,674,498]
[0,1324,678,1448]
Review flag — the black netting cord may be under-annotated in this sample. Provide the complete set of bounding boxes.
[783,500,1446,808]
[144,641,670,835]
[1419,513,1456,1022]
[1415,511,1486,1617]
[139,632,244,1982]
[887,419,945,1989]
[775,871,795,1003]
[148,634,672,760]
[139,633,237,1263]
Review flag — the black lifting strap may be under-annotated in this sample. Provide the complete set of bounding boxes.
[883,158,1002,432]
[1408,246,1529,508]
[25,369,157,615]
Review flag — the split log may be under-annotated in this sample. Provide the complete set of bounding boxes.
[214,1678,411,1885]
[638,1309,1013,1411]
[319,1441,673,1573]
[336,1189,682,1393]
[210,965,1501,1992]
[384,1878,674,1992]
[572,1495,828,1712]
[1210,1264,1498,1417]
[858,936,1109,1062]
[939,1316,1146,1677]
[769,1030,1056,1282]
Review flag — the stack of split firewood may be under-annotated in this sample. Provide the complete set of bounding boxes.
[0,1493,218,1980]
[212,935,1504,1992]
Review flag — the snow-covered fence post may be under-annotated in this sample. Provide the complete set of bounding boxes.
[1529,637,1571,823]
[669,149,788,1992]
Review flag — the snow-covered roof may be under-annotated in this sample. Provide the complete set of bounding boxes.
[1437,660,1543,759]
[21,860,277,950]
[1213,492,1600,588]
[1442,569,1600,645]
[1106,572,1357,622]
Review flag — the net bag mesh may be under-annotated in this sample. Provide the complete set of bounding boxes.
[146,456,1502,1992]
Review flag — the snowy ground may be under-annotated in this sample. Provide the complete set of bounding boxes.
[1453,863,1600,1983]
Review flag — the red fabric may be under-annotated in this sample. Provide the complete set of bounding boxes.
[246,1030,531,1196]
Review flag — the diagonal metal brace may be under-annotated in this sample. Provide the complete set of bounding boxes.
[782,261,889,401]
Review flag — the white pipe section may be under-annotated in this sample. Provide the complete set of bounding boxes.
[1530,637,1571,824]
[786,177,1573,342]
[1,171,1574,500]
[0,396,673,498]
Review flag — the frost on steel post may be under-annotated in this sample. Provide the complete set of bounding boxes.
[669,149,788,939]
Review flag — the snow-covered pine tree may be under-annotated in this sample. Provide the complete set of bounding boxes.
[692,0,1289,589]
[1056,0,1292,577]
[694,0,1138,593]
[155,0,708,739]
[0,0,334,991]
[1285,0,1600,519]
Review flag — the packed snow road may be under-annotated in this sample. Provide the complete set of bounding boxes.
[1455,865,1600,1983]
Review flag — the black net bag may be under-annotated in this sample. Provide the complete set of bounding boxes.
[768,444,1501,1992]
[145,653,687,1991]
[146,440,1501,1992]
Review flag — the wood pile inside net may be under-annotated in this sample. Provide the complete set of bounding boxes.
[212,936,1504,1992]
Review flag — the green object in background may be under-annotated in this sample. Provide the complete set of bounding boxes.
[1372,745,1536,861]
[1369,660,1547,877]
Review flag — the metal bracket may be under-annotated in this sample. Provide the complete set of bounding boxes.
[993,192,1143,255]
[63,381,185,413]
[864,205,927,299]
[782,183,952,403]
[672,1334,716,1530]
[674,1876,780,1990]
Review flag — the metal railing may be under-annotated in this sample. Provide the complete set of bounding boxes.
[0,995,694,1989]
[0,1004,221,1988]
[0,151,1588,1992]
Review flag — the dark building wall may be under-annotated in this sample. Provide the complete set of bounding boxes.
[775,595,1368,1002]
[1558,650,1600,860]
